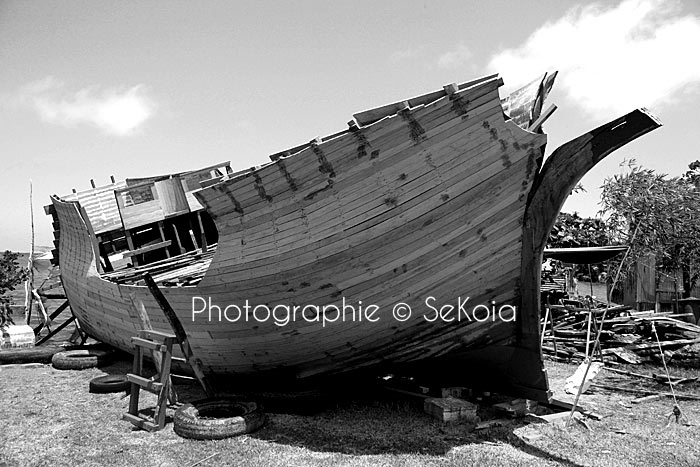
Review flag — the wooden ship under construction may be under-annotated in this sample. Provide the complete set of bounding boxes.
[45,72,661,401]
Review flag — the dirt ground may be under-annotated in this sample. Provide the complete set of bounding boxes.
[0,353,698,467]
[2,261,697,466]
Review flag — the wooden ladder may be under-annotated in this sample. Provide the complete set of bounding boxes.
[123,329,179,432]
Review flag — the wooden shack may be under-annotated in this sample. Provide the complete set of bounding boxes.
[44,162,233,270]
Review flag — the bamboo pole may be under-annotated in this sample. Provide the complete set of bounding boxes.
[24,180,35,325]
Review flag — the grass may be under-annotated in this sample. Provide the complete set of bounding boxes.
[1,356,699,467]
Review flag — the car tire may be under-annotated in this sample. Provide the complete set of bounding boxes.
[173,398,266,440]
[51,349,113,370]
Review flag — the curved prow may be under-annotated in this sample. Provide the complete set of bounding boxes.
[50,195,102,329]
[519,108,662,347]
[50,195,100,280]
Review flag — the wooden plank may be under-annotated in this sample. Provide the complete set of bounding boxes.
[78,204,103,274]
[221,102,506,243]
[590,383,700,401]
[353,74,501,125]
[35,315,74,345]
[154,177,190,217]
[203,180,523,299]
[157,222,171,258]
[171,224,185,255]
[206,140,533,278]
[142,273,214,398]
[197,212,208,253]
[131,336,168,352]
[528,104,557,132]
[208,102,532,268]
[120,200,165,230]
[126,374,164,393]
[123,241,172,258]
[197,79,504,218]
[122,413,160,432]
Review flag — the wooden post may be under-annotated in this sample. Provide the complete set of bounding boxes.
[585,311,592,358]
[142,273,214,398]
[187,216,199,250]
[540,307,550,349]
[129,344,143,416]
[78,205,103,274]
[31,290,49,332]
[196,212,208,253]
[171,224,185,255]
[33,299,69,334]
[35,315,75,345]
[550,310,558,357]
[157,222,171,258]
[189,229,199,251]
[124,230,139,266]
[99,242,113,272]
[25,179,35,325]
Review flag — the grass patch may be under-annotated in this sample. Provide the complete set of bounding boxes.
[0,357,698,466]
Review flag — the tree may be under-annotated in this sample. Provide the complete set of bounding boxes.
[548,212,610,249]
[0,251,28,326]
[547,212,611,281]
[600,160,700,297]
[686,160,700,188]
[0,250,27,304]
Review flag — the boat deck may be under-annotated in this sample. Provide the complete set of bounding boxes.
[100,246,216,286]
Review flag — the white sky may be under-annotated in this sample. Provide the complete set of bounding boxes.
[1,0,699,251]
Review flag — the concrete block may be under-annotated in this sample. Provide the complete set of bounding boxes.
[424,397,479,423]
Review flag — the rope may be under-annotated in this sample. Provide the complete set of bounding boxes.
[651,321,678,406]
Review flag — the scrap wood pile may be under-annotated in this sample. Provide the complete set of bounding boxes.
[101,246,216,286]
[541,303,700,365]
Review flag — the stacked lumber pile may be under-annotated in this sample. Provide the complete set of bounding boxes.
[541,304,700,365]
[101,246,216,286]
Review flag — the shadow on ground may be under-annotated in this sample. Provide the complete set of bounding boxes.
[235,384,586,466]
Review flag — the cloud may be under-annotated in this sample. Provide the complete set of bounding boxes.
[437,44,472,69]
[18,77,156,136]
[488,0,700,116]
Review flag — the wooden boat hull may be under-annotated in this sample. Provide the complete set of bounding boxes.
[51,74,661,401]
